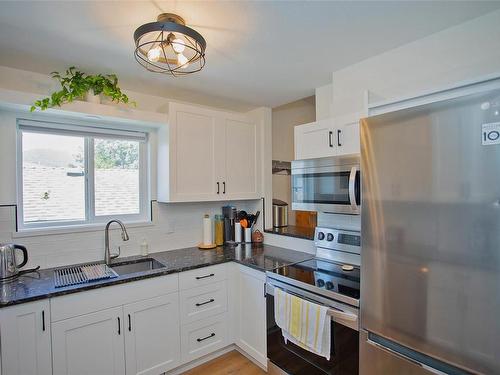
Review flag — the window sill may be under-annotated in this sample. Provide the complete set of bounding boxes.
[12,220,154,238]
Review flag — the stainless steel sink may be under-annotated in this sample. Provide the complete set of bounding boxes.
[110,258,166,276]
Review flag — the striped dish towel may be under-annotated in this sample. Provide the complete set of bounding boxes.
[274,287,331,360]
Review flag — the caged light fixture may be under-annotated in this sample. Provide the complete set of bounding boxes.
[134,13,206,76]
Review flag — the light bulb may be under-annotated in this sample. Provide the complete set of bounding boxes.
[147,46,162,62]
[172,38,185,54]
[177,53,189,68]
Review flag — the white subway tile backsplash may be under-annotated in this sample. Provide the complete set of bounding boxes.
[0,200,262,269]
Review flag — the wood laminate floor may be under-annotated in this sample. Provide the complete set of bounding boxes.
[183,350,267,375]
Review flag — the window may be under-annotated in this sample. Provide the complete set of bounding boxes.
[17,119,149,230]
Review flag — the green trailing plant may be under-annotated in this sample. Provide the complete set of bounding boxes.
[31,67,134,111]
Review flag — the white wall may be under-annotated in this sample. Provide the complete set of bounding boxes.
[271,97,315,226]
[331,9,500,117]
[0,66,265,269]
[315,84,333,120]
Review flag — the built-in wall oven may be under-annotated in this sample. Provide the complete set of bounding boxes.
[291,156,360,214]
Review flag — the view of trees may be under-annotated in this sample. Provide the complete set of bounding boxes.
[94,139,139,169]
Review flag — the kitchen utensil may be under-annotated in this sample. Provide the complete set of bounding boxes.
[253,211,261,228]
[240,218,248,228]
[0,243,29,281]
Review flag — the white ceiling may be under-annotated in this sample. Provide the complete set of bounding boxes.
[0,1,499,110]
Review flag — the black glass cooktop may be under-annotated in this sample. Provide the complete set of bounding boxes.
[270,259,360,300]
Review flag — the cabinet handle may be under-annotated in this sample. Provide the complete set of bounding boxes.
[128,314,131,332]
[223,181,226,194]
[337,129,342,147]
[196,273,215,280]
[117,317,121,335]
[197,333,215,342]
[196,298,215,307]
[217,182,220,194]
[328,131,333,147]
[42,310,45,331]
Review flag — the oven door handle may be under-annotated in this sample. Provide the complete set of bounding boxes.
[348,166,359,212]
[268,284,358,323]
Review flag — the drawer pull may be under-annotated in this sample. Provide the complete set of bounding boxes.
[196,273,215,280]
[196,298,215,307]
[197,332,215,342]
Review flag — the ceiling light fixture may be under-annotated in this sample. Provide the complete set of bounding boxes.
[134,13,206,76]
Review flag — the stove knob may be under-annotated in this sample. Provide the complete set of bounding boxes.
[317,279,325,287]
[318,232,325,240]
[326,233,334,241]
[325,281,334,290]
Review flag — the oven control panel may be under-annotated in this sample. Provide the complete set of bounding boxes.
[315,227,360,250]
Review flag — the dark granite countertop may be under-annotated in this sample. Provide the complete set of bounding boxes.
[265,225,315,240]
[0,244,314,308]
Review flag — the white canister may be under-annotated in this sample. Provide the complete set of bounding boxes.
[244,228,252,243]
[234,222,242,243]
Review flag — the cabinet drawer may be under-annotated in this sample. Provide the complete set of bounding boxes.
[179,263,227,290]
[180,281,227,324]
[180,314,227,362]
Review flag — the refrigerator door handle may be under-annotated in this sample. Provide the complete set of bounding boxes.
[366,332,470,375]
[348,166,358,211]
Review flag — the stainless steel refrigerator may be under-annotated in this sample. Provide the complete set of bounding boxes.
[360,87,500,374]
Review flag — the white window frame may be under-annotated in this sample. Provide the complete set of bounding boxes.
[16,118,150,231]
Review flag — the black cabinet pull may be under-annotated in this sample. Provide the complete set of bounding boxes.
[328,131,333,147]
[197,333,215,342]
[196,273,215,280]
[196,298,215,307]
[337,129,342,147]
[42,310,45,331]
[128,314,131,331]
[117,317,121,335]
[217,182,220,194]
[223,181,226,194]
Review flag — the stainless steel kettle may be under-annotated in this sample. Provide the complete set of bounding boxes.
[0,243,28,280]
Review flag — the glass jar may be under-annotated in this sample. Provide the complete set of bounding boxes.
[214,214,224,246]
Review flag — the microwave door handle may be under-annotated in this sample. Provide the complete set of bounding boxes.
[348,166,358,211]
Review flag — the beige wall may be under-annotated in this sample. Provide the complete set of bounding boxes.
[271,96,315,226]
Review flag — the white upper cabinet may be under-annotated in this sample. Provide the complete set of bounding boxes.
[294,113,361,160]
[0,300,52,375]
[294,118,336,160]
[158,102,261,202]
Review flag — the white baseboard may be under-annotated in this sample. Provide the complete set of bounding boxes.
[234,345,268,371]
[165,344,268,374]
[166,345,237,375]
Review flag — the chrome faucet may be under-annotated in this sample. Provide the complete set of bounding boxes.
[104,219,130,265]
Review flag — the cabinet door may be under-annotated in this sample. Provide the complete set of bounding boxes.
[0,300,52,375]
[169,104,218,201]
[222,117,259,199]
[52,306,125,375]
[336,113,361,156]
[124,293,181,375]
[237,265,267,367]
[294,119,336,160]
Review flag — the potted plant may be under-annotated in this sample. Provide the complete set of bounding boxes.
[30,67,134,111]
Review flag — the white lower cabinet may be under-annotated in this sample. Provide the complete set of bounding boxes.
[124,293,181,375]
[0,300,52,375]
[52,306,125,375]
[235,265,267,367]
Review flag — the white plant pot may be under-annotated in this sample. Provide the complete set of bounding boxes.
[85,91,101,104]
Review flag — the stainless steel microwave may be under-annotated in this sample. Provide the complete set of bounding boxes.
[291,155,360,214]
